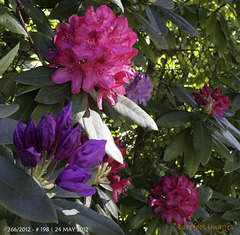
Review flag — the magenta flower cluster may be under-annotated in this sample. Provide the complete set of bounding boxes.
[193,84,230,117]
[148,174,200,225]
[125,73,153,106]
[46,5,138,109]
[13,102,106,197]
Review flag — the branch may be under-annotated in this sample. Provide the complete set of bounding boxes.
[15,0,46,65]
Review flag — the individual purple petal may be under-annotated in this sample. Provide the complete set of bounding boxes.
[54,124,81,161]
[55,165,96,197]
[13,120,25,153]
[36,113,56,152]
[24,117,37,149]
[67,139,106,168]
[19,147,41,167]
[55,102,73,142]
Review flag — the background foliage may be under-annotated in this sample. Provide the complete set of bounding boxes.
[1,0,240,234]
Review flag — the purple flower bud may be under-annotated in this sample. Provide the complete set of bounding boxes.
[55,102,72,142]
[36,113,56,152]
[125,73,153,106]
[13,120,25,153]
[200,84,211,98]
[19,147,41,167]
[24,117,37,149]
[68,139,106,168]
[55,165,96,197]
[211,88,221,101]
[54,124,81,161]
[193,92,204,106]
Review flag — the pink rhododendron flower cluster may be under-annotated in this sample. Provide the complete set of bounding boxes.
[148,174,200,225]
[46,5,138,109]
[193,84,230,117]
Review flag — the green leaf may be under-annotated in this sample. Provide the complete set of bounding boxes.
[0,43,19,76]
[21,0,44,24]
[154,0,174,9]
[16,84,40,96]
[198,7,207,28]
[0,104,19,118]
[0,118,18,145]
[52,198,123,235]
[109,0,124,13]
[0,156,58,223]
[157,111,196,127]
[82,95,123,163]
[206,12,217,35]
[193,122,212,166]
[102,100,119,123]
[157,7,198,36]
[0,73,17,101]
[184,135,200,178]
[97,187,118,219]
[171,86,199,109]
[222,210,240,222]
[192,206,209,219]
[220,15,230,40]
[31,32,56,59]
[129,188,150,203]
[137,33,157,62]
[15,66,55,86]
[225,196,240,207]
[35,83,70,105]
[146,215,160,235]
[0,145,13,162]
[129,215,148,230]
[112,95,158,130]
[10,91,38,123]
[133,11,168,49]
[0,5,27,36]
[31,103,53,124]
[0,220,10,235]
[213,21,227,55]
[146,6,168,37]
[216,117,240,139]
[49,0,81,20]
[212,134,233,162]
[197,187,213,204]
[164,128,191,161]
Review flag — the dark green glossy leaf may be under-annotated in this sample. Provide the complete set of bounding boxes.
[146,6,167,37]
[216,117,240,139]
[220,15,230,40]
[49,0,81,20]
[164,128,191,161]
[0,145,13,162]
[129,188,149,203]
[184,135,200,178]
[129,215,148,230]
[133,11,168,49]
[35,83,70,105]
[171,86,199,109]
[0,5,27,36]
[0,73,17,101]
[207,200,232,212]
[157,111,196,127]
[193,123,212,165]
[198,7,207,28]
[113,95,158,130]
[154,0,174,9]
[102,100,119,122]
[146,215,159,235]
[0,43,19,76]
[0,156,58,223]
[206,12,217,35]
[52,198,123,235]
[16,84,40,96]
[213,22,227,55]
[157,6,198,36]
[31,32,56,59]
[222,210,240,221]
[21,0,44,24]
[0,118,18,144]
[192,206,209,219]
[225,196,240,207]
[15,66,55,86]
[197,187,213,204]
[0,104,19,118]
[212,134,233,161]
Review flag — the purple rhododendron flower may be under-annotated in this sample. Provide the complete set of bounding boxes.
[55,165,96,197]
[125,73,153,106]
[13,101,107,197]
[148,174,200,225]
[193,84,230,117]
[45,5,138,110]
